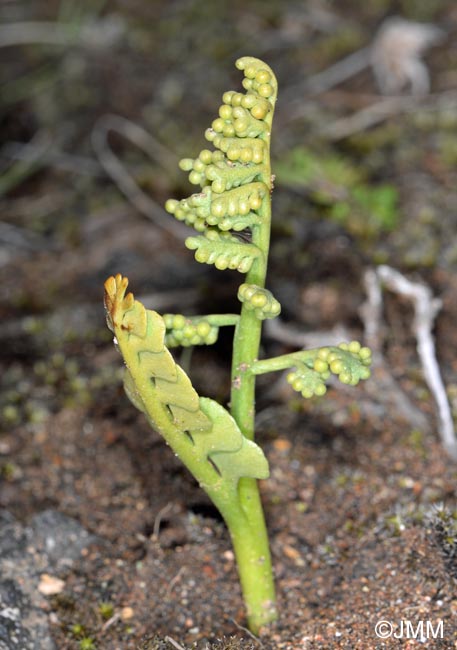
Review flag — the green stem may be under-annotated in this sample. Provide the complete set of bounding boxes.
[224,506,277,633]
[228,211,276,632]
[167,314,239,327]
[250,350,318,375]
[230,133,273,436]
[204,314,239,327]
[228,60,277,631]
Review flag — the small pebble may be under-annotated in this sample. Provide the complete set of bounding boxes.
[121,606,134,620]
[273,438,291,452]
[38,574,65,596]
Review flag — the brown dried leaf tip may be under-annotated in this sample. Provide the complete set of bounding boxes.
[103,273,134,331]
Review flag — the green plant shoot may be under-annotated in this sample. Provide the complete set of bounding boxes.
[104,56,372,634]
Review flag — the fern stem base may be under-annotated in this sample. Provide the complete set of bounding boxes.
[226,479,277,634]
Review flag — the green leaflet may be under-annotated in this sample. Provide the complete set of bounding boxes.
[166,184,267,233]
[237,283,281,320]
[286,363,328,399]
[250,342,372,398]
[285,346,372,398]
[162,313,219,348]
[186,229,262,273]
[165,56,277,283]
[286,343,372,398]
[198,397,269,488]
[104,274,269,506]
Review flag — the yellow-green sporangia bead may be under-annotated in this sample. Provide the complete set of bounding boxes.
[212,118,225,132]
[239,148,253,163]
[230,92,243,106]
[199,149,213,164]
[241,94,257,109]
[193,159,206,172]
[196,321,211,337]
[219,104,232,120]
[359,347,372,361]
[165,199,178,214]
[244,65,257,79]
[250,104,267,120]
[258,83,273,98]
[222,90,234,104]
[330,359,344,375]
[188,170,202,185]
[313,359,329,374]
[172,314,186,329]
[179,158,194,171]
[227,146,241,161]
[222,123,235,137]
[255,69,271,84]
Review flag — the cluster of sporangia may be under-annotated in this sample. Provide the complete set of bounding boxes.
[163,314,218,348]
[163,56,372,400]
[287,342,372,399]
[165,62,275,274]
[237,283,281,320]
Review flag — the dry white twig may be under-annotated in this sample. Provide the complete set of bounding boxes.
[285,15,445,126]
[164,567,185,600]
[91,114,187,238]
[364,266,457,459]
[164,637,187,650]
[360,268,383,350]
[322,95,415,140]
[101,612,121,632]
[229,617,264,647]
[370,17,445,96]
[360,269,429,432]
[151,502,173,542]
[377,265,457,459]
[322,89,457,141]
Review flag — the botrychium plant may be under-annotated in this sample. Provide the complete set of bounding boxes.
[104,57,372,634]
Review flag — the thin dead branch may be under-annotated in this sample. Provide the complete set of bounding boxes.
[264,318,350,349]
[322,95,414,140]
[0,21,82,48]
[91,114,187,238]
[323,89,454,140]
[229,618,264,647]
[284,15,446,127]
[0,130,53,196]
[1,141,103,177]
[283,47,371,104]
[164,637,187,650]
[322,89,457,141]
[362,266,457,460]
[361,268,384,351]
[377,265,457,459]
[164,567,185,600]
[360,269,429,434]
[151,502,173,542]
[0,17,124,50]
